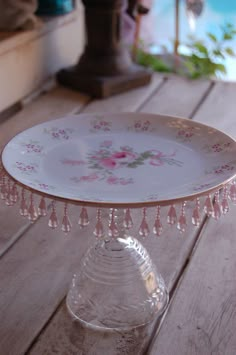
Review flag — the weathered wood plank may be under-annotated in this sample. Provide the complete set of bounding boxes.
[82,73,165,114]
[0,87,89,256]
[149,208,236,355]
[0,77,166,355]
[149,81,236,355]
[139,76,212,118]
[193,81,236,134]
[0,86,89,152]
[25,77,213,355]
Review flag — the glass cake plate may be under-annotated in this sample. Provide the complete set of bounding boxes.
[1,112,236,331]
[2,112,236,207]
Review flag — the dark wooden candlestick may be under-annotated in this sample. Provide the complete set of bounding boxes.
[57,0,152,98]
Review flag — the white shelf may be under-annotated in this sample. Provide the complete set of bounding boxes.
[0,5,84,113]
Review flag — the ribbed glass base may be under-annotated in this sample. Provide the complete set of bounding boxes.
[67,235,168,330]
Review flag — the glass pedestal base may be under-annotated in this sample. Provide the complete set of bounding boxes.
[67,235,169,331]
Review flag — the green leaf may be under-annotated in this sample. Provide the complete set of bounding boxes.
[207,32,217,42]
[225,47,235,57]
[212,49,225,59]
[215,63,227,74]
[223,33,233,40]
[193,42,208,56]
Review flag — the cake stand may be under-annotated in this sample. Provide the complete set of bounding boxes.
[1,112,236,331]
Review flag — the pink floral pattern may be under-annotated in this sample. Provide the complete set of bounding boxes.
[90,117,111,133]
[15,162,38,175]
[206,163,235,175]
[128,120,154,132]
[176,127,195,142]
[67,140,183,185]
[203,142,232,153]
[44,127,74,140]
[22,140,43,154]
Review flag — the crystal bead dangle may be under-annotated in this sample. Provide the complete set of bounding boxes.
[177,201,187,233]
[5,179,14,206]
[123,208,133,229]
[153,205,163,236]
[221,185,229,215]
[93,208,104,238]
[212,190,221,220]
[78,207,89,227]
[139,207,150,237]
[0,175,7,200]
[48,201,58,229]
[108,208,119,238]
[10,183,18,204]
[203,194,214,216]
[20,189,28,217]
[61,203,72,234]
[28,193,38,222]
[229,180,236,204]
[192,198,201,226]
[167,205,177,225]
[38,197,47,216]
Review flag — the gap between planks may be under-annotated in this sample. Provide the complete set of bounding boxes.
[25,77,215,355]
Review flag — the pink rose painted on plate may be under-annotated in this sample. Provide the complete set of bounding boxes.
[66,140,183,185]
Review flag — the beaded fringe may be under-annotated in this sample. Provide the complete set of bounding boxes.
[0,168,235,237]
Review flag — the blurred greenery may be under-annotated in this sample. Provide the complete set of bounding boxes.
[135,23,236,79]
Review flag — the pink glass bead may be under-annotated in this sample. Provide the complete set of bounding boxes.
[153,206,163,236]
[28,194,38,222]
[177,215,187,233]
[61,213,72,234]
[212,191,221,220]
[38,197,47,217]
[10,184,18,204]
[203,195,214,216]
[108,209,119,238]
[93,209,104,238]
[94,220,105,238]
[177,202,187,233]
[5,181,14,206]
[192,198,201,226]
[78,207,89,227]
[221,197,229,215]
[123,208,133,229]
[139,208,150,237]
[167,205,177,225]
[48,202,58,229]
[221,186,230,215]
[0,177,7,200]
[229,182,236,204]
[20,190,28,217]
[153,217,163,236]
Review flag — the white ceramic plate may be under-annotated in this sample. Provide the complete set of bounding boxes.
[2,113,236,207]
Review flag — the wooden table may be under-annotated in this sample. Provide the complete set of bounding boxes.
[0,75,236,355]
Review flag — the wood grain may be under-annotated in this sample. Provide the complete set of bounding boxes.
[0,76,167,355]
[139,76,212,118]
[25,77,213,355]
[149,81,236,355]
[0,87,89,256]
[149,207,236,355]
